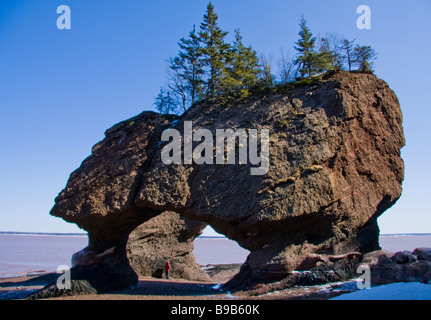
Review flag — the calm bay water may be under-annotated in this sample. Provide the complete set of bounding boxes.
[0,234,88,278]
[0,233,430,279]
[193,238,250,265]
[378,234,431,253]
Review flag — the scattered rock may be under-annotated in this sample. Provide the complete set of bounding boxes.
[361,249,431,285]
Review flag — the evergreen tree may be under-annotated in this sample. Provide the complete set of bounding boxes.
[199,2,230,98]
[321,32,344,70]
[317,37,335,72]
[219,29,260,97]
[353,45,377,72]
[294,16,320,78]
[153,7,380,116]
[318,35,344,71]
[170,25,205,106]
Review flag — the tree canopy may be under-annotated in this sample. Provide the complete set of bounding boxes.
[154,5,378,115]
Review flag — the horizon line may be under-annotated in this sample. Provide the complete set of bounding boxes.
[0,231,226,238]
[1,231,430,237]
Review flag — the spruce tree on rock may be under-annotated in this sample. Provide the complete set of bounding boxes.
[294,17,330,79]
[170,25,205,107]
[353,45,377,72]
[220,29,260,97]
[318,37,342,71]
[294,16,318,79]
[199,2,231,98]
[320,32,344,70]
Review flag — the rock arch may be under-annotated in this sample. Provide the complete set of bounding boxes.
[50,72,405,293]
[126,211,209,282]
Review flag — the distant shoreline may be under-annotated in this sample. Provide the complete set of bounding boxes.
[1,231,430,238]
[379,233,431,237]
[0,231,87,237]
[0,231,229,239]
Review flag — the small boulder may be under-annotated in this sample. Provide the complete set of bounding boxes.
[27,280,97,300]
[391,251,416,264]
[412,248,431,262]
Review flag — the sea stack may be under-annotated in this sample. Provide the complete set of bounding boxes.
[49,71,405,293]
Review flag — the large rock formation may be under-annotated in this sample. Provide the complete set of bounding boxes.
[50,71,405,293]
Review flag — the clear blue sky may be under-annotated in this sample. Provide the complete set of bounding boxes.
[0,0,430,236]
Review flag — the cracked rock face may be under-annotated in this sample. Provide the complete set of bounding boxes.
[51,71,405,292]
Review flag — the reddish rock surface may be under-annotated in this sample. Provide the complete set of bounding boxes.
[49,71,405,293]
